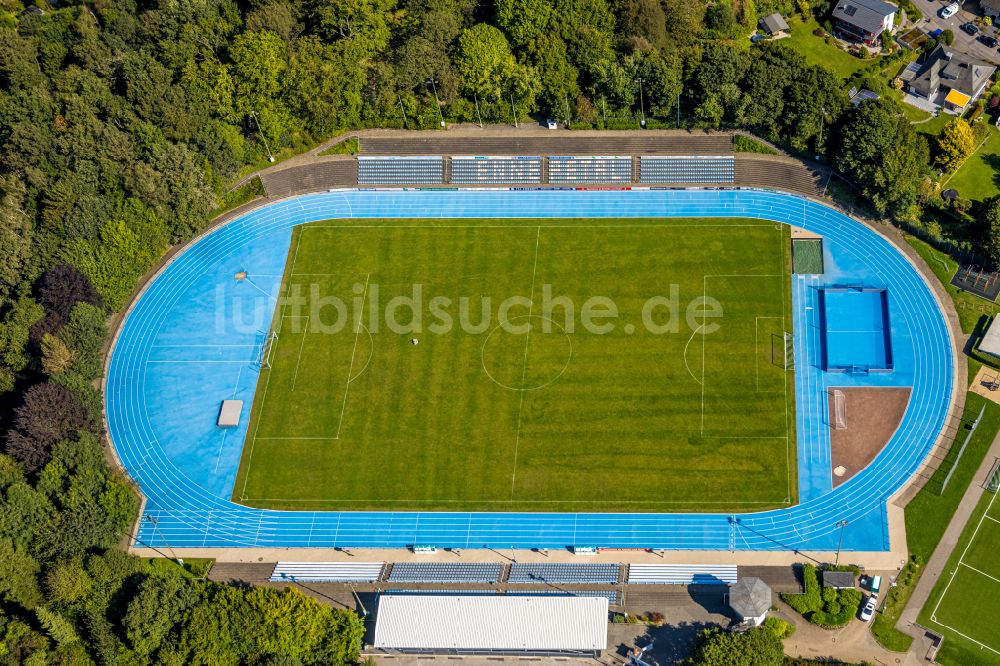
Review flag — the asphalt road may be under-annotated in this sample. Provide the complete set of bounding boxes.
[917,0,1000,64]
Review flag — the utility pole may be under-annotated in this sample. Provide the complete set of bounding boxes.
[510,93,518,128]
[564,94,572,129]
[474,92,484,128]
[397,94,409,129]
[427,78,445,127]
[835,519,849,566]
[636,77,646,128]
[249,110,275,163]
[601,96,607,126]
[676,90,681,128]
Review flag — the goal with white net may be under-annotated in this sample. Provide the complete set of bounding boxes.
[832,389,847,430]
[258,331,279,370]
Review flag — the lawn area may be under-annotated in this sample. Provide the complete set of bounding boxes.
[918,475,1000,665]
[904,235,1000,335]
[233,218,796,512]
[783,18,872,79]
[945,124,1000,202]
[914,113,951,143]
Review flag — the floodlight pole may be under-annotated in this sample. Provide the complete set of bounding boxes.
[427,78,445,127]
[835,519,849,566]
[564,93,572,129]
[676,90,681,128]
[249,110,275,163]
[601,96,607,125]
[398,94,409,129]
[510,93,518,128]
[474,92,484,128]
[146,514,183,566]
[636,78,646,128]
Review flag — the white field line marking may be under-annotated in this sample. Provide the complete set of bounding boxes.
[701,276,707,435]
[780,225,792,502]
[959,562,1000,585]
[290,316,310,391]
[238,232,304,499]
[511,227,542,498]
[334,273,370,439]
[930,486,1000,645]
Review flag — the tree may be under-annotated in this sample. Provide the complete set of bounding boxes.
[496,0,554,47]
[834,98,928,217]
[0,179,34,302]
[613,0,668,48]
[40,334,73,375]
[5,382,96,472]
[984,196,1000,265]
[456,23,538,110]
[686,626,783,666]
[937,118,976,172]
[34,265,103,324]
[35,606,80,646]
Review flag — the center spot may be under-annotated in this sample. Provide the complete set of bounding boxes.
[481,315,573,391]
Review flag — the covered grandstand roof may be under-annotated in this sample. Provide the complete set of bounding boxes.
[372,595,608,654]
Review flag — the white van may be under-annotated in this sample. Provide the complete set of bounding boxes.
[940,3,959,19]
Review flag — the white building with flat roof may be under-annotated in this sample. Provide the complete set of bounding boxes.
[372,594,608,656]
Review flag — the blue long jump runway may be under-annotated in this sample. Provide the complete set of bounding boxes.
[106,189,954,552]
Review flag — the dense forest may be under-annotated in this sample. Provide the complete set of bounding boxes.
[0,0,936,662]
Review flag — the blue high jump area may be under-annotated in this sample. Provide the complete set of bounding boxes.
[105,189,954,553]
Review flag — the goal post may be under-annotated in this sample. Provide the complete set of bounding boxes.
[783,331,794,371]
[258,331,279,370]
[832,389,847,430]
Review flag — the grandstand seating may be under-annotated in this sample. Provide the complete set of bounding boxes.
[450,156,542,184]
[507,590,618,604]
[387,562,503,583]
[384,589,498,595]
[357,156,443,184]
[269,562,385,582]
[639,156,735,183]
[507,563,620,584]
[626,564,738,585]
[548,156,632,183]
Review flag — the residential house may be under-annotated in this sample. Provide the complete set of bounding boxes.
[906,45,997,113]
[759,12,789,35]
[832,0,898,46]
[982,0,1000,20]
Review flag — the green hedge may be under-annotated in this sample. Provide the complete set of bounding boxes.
[780,564,863,628]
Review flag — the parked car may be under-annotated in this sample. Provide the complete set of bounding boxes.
[860,595,878,622]
[962,22,980,36]
[940,3,959,19]
[981,34,999,47]
[869,575,882,594]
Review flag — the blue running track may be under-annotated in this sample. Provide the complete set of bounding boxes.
[105,189,953,552]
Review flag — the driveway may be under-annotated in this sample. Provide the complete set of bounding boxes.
[917,0,1000,64]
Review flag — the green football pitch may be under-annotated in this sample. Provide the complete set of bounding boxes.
[921,482,1000,665]
[233,218,797,512]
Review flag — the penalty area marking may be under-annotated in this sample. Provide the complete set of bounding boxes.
[929,484,1000,656]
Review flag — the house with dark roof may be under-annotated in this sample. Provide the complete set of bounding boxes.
[832,0,898,46]
[759,12,789,35]
[906,45,997,113]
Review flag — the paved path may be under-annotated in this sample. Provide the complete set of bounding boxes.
[897,428,1000,647]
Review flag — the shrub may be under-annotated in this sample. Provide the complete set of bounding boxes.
[762,616,794,639]
[941,29,954,45]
